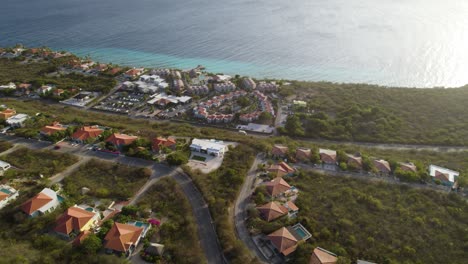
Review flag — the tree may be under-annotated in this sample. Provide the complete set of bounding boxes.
[166,151,188,166]
[80,234,102,254]
[258,112,273,125]
[285,115,304,136]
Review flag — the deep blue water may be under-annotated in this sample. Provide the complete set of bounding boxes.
[1,0,468,87]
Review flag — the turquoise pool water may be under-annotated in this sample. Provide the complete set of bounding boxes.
[135,221,144,228]
[85,207,94,212]
[0,188,12,194]
[57,195,65,202]
[294,227,307,239]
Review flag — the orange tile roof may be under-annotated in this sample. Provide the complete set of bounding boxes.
[72,126,103,141]
[286,201,299,212]
[319,149,337,164]
[106,133,138,146]
[272,145,288,157]
[104,222,144,253]
[0,109,16,119]
[54,207,96,235]
[257,202,288,222]
[0,191,9,202]
[399,162,417,172]
[265,177,291,197]
[41,122,66,135]
[374,159,391,173]
[347,155,363,167]
[72,230,91,247]
[309,247,338,264]
[268,162,295,177]
[152,137,176,151]
[296,148,311,160]
[267,227,298,256]
[21,192,53,215]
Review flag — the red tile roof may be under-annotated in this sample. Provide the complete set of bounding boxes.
[21,192,53,215]
[268,162,295,177]
[40,122,66,135]
[319,149,337,164]
[267,227,298,256]
[296,148,311,161]
[106,133,138,146]
[72,230,91,247]
[257,202,288,222]
[374,159,391,173]
[0,191,9,202]
[265,177,291,197]
[272,145,288,157]
[72,126,103,141]
[309,247,338,264]
[286,201,299,212]
[54,207,96,235]
[152,137,176,152]
[104,222,143,253]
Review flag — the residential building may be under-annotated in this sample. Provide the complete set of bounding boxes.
[242,78,256,90]
[72,230,91,247]
[265,177,291,197]
[190,138,227,157]
[150,68,171,77]
[374,159,391,174]
[309,247,338,264]
[106,133,138,148]
[54,206,100,238]
[214,81,236,93]
[267,224,313,257]
[37,85,53,95]
[257,82,278,92]
[71,126,104,143]
[0,161,11,174]
[152,137,177,153]
[319,149,337,164]
[6,113,29,128]
[296,147,311,161]
[172,79,185,92]
[104,222,145,256]
[285,201,299,217]
[0,108,16,119]
[0,82,16,90]
[271,144,288,158]
[399,162,417,172]
[347,154,363,170]
[268,161,295,178]
[0,185,19,209]
[21,188,61,217]
[186,85,209,95]
[40,122,66,136]
[429,165,459,187]
[53,89,65,97]
[124,68,145,79]
[144,243,165,257]
[256,202,288,222]
[17,83,32,95]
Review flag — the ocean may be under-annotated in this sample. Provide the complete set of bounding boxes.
[1,0,468,87]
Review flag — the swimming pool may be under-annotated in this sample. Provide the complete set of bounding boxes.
[85,207,94,212]
[57,195,65,202]
[0,188,12,194]
[292,223,312,241]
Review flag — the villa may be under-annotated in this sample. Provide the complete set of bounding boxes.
[399,162,417,172]
[271,144,288,159]
[242,77,256,90]
[347,154,363,170]
[124,68,145,79]
[0,108,16,120]
[106,133,138,148]
[0,185,19,209]
[268,161,295,178]
[319,149,337,164]
[214,81,236,93]
[296,147,311,161]
[6,113,29,128]
[37,85,53,95]
[21,188,62,217]
[71,126,104,143]
[54,206,100,238]
[190,138,227,157]
[429,165,459,187]
[309,247,338,264]
[256,82,278,92]
[0,160,11,174]
[104,222,149,256]
[257,202,288,222]
[40,122,66,136]
[267,224,311,257]
[0,82,16,90]
[187,85,209,95]
[374,159,391,175]
[152,137,177,153]
[265,177,292,197]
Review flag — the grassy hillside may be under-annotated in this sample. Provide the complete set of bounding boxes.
[288,172,468,264]
[282,82,468,145]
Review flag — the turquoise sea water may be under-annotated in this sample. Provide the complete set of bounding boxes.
[1,0,468,87]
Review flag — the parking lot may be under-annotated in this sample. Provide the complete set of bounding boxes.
[93,91,145,114]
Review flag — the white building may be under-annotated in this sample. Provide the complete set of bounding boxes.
[190,138,227,157]
[0,82,16,90]
[0,160,11,175]
[21,188,62,217]
[0,185,19,209]
[429,165,459,186]
[6,113,29,128]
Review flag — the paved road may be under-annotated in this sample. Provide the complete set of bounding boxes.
[173,169,226,264]
[234,153,268,263]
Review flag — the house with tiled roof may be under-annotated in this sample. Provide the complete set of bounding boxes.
[40,122,66,136]
[267,227,299,256]
[347,154,363,170]
[429,165,459,187]
[104,222,145,256]
[21,188,61,217]
[71,126,103,144]
[53,89,65,97]
[374,159,391,175]
[257,202,288,222]
[124,68,145,79]
[309,247,338,264]
[319,149,337,164]
[268,161,295,178]
[0,108,16,120]
[271,144,288,159]
[152,137,177,153]
[106,133,138,148]
[72,230,91,247]
[399,162,417,173]
[54,206,100,238]
[0,185,19,210]
[296,147,311,162]
[265,177,292,197]
[285,200,299,217]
